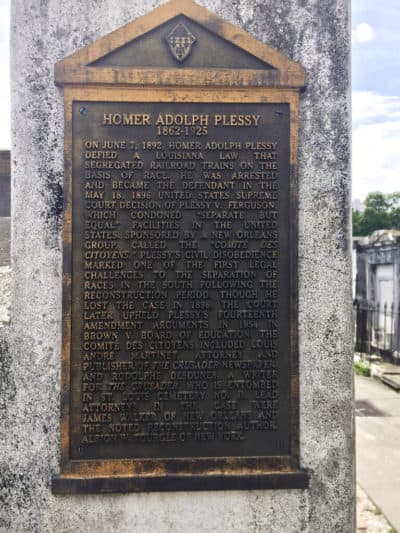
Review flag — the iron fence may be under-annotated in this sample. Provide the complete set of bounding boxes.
[354,300,400,363]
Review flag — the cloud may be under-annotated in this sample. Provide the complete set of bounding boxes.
[0,0,10,149]
[0,62,10,149]
[353,91,400,199]
[352,22,375,44]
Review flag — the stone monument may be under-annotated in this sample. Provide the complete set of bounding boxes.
[1,0,353,530]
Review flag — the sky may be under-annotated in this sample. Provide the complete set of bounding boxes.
[353,0,400,201]
[0,1,399,202]
[0,0,10,150]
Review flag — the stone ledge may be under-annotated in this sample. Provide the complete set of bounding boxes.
[52,471,309,494]
[370,360,400,391]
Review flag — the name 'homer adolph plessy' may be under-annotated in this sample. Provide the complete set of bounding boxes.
[102,112,262,127]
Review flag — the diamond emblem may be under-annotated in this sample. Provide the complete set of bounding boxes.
[166,23,197,63]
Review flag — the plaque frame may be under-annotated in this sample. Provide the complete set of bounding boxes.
[53,0,308,493]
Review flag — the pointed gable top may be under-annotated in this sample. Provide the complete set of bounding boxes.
[55,0,305,88]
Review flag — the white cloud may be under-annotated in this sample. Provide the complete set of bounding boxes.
[0,0,10,149]
[0,62,10,149]
[353,91,400,199]
[352,22,376,44]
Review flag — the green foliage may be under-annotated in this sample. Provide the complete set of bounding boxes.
[353,192,400,236]
[352,209,363,236]
[354,360,371,377]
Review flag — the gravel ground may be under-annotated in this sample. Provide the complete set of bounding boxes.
[0,265,10,324]
[357,484,396,532]
[0,217,10,324]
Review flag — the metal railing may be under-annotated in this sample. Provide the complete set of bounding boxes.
[354,300,400,362]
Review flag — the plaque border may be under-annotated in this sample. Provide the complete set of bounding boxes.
[54,86,307,492]
[54,0,308,493]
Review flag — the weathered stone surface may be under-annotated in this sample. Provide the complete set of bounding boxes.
[2,0,353,531]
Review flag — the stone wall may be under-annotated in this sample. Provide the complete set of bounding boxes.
[354,230,400,362]
[1,0,353,531]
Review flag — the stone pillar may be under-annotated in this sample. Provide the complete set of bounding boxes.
[2,0,353,531]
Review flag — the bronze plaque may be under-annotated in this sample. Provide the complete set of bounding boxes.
[71,101,290,460]
[53,0,307,493]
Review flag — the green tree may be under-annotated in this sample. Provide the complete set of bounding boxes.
[387,193,400,229]
[361,192,390,235]
[352,209,363,236]
[352,192,400,236]
[364,191,389,212]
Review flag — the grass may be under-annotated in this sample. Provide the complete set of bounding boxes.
[354,360,371,377]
